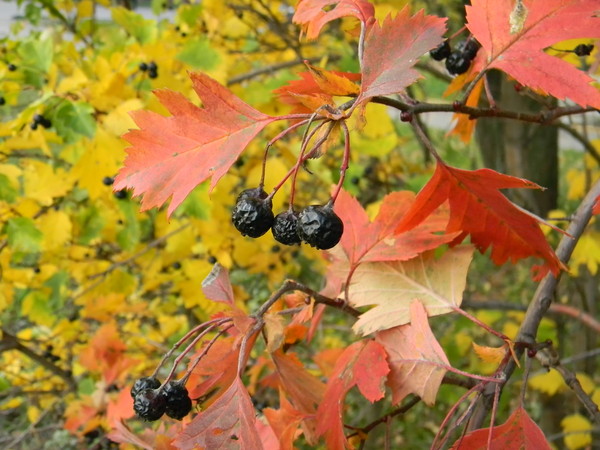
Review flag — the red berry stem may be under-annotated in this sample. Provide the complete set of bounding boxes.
[179,323,234,386]
[330,120,351,204]
[158,318,233,387]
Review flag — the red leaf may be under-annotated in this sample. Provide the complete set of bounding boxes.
[115,73,277,216]
[173,378,262,450]
[293,0,375,40]
[395,161,564,276]
[263,392,306,450]
[451,406,551,450]
[593,195,600,215]
[201,263,234,306]
[466,0,600,108]
[316,340,389,449]
[359,8,446,101]
[376,301,450,405]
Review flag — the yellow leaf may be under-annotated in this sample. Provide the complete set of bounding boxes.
[77,0,94,18]
[561,414,592,449]
[264,313,285,353]
[23,160,71,206]
[472,342,506,365]
[38,210,72,251]
[528,369,565,395]
[570,232,600,276]
[574,372,595,394]
[27,405,41,423]
[592,388,600,406]
[102,98,144,136]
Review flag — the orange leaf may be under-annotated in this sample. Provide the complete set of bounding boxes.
[448,78,484,143]
[174,377,262,450]
[451,406,551,449]
[472,342,507,365]
[376,301,449,405]
[395,161,564,276]
[293,0,375,40]
[466,0,600,108]
[592,195,600,215]
[305,62,360,96]
[359,7,446,101]
[114,73,278,216]
[264,392,306,450]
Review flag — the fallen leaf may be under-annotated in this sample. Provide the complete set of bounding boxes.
[376,301,449,405]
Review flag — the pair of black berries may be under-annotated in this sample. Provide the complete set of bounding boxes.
[139,61,158,79]
[430,39,481,75]
[30,113,51,130]
[231,188,344,250]
[131,377,192,421]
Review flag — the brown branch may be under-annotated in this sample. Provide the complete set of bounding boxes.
[467,177,600,430]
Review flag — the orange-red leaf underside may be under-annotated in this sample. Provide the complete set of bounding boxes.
[293,0,375,40]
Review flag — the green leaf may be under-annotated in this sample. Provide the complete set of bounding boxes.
[111,7,157,44]
[44,271,69,310]
[116,200,141,250]
[18,35,53,73]
[177,4,203,27]
[7,217,43,254]
[177,37,220,70]
[176,182,210,219]
[53,101,96,142]
[76,204,105,245]
[0,174,18,203]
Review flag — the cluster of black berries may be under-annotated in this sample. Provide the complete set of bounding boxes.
[131,377,192,421]
[31,113,51,130]
[139,61,158,79]
[231,187,344,250]
[573,44,594,57]
[430,38,481,75]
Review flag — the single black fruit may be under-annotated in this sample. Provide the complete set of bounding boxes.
[30,122,38,130]
[148,68,158,79]
[139,62,148,71]
[134,388,166,421]
[161,381,192,420]
[207,255,217,264]
[102,176,114,186]
[131,376,161,398]
[445,52,471,75]
[148,61,157,71]
[40,117,52,128]
[33,113,44,124]
[7,63,16,71]
[172,261,181,269]
[574,44,594,56]
[297,205,344,250]
[430,40,451,61]
[272,210,301,246]
[0,96,5,106]
[459,39,481,60]
[114,189,128,199]
[231,188,274,238]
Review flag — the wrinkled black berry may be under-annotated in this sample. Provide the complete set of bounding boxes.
[445,52,472,75]
[134,388,166,421]
[131,376,161,398]
[574,44,594,57]
[272,210,301,246]
[231,188,274,238]
[297,205,344,250]
[430,40,451,61]
[161,381,192,420]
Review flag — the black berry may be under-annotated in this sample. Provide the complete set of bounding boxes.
[400,111,413,122]
[148,68,158,79]
[148,61,157,72]
[297,204,344,250]
[114,189,128,199]
[161,381,192,420]
[102,176,114,186]
[0,96,5,106]
[574,44,594,57]
[272,210,301,246]
[7,63,16,71]
[207,255,217,264]
[134,388,166,421]
[459,39,481,60]
[131,376,161,398]
[445,52,471,75]
[148,61,158,79]
[139,62,148,71]
[33,113,43,124]
[430,40,451,61]
[231,188,274,238]
[172,261,181,269]
[30,122,38,130]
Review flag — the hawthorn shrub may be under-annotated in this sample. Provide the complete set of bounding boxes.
[0,0,599,449]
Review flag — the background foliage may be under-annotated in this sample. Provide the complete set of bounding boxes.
[0,0,598,448]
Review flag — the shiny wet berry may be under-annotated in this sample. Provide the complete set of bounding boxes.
[430,40,451,61]
[134,388,166,421]
[131,377,161,398]
[445,51,472,75]
[271,210,301,246]
[297,205,344,250]
[162,381,192,420]
[231,187,274,238]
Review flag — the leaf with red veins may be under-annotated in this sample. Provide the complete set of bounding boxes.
[466,0,600,108]
[316,340,389,450]
[293,0,375,40]
[395,161,565,276]
[359,7,446,101]
[114,72,278,216]
[376,301,450,405]
[451,406,551,450]
[202,263,235,306]
[173,377,262,450]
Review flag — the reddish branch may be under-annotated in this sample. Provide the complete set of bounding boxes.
[467,177,600,430]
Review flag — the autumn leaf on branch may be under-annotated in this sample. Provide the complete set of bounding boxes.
[293,0,375,40]
[316,340,389,450]
[359,7,446,101]
[451,406,551,450]
[348,245,474,336]
[395,162,565,277]
[173,377,263,450]
[466,0,600,108]
[114,73,279,216]
[376,301,450,405]
[263,392,307,450]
